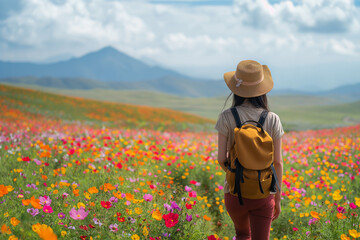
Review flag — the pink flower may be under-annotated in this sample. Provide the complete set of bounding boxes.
[39,195,51,206]
[43,205,53,213]
[349,203,357,209]
[144,194,153,202]
[189,191,197,198]
[184,186,192,192]
[293,227,298,231]
[69,207,89,220]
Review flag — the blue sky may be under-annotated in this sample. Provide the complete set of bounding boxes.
[1,0,360,91]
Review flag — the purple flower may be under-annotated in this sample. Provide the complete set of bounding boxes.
[186,213,192,222]
[109,197,118,203]
[58,212,66,219]
[143,194,153,202]
[69,207,89,220]
[171,201,181,211]
[27,208,39,216]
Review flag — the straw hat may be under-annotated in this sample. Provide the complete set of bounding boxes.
[224,60,274,98]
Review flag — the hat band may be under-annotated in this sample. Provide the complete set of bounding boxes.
[234,74,264,87]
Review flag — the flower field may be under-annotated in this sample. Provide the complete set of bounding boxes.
[1,85,360,240]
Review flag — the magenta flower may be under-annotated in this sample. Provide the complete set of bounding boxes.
[186,213,192,222]
[69,207,89,220]
[349,203,357,209]
[144,194,153,202]
[337,206,346,213]
[58,212,66,219]
[43,205,53,213]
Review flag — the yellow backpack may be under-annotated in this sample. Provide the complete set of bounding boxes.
[225,108,281,205]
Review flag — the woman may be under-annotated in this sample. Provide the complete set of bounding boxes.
[215,60,284,240]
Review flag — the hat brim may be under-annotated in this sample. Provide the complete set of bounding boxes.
[223,65,274,98]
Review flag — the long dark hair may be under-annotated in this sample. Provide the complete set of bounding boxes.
[222,93,269,111]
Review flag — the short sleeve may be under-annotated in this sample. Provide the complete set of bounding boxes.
[215,112,229,137]
[272,113,285,140]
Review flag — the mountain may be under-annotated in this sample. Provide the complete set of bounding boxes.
[0,46,190,82]
[0,76,229,97]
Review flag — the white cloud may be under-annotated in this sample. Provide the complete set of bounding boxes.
[0,0,359,89]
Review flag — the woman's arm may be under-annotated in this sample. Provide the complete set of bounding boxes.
[272,137,283,221]
[217,132,228,172]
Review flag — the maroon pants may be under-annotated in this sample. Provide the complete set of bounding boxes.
[224,193,275,240]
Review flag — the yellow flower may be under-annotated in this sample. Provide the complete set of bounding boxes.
[135,208,143,215]
[152,209,162,221]
[32,223,42,233]
[355,197,360,207]
[61,231,67,237]
[332,190,343,201]
[349,229,360,238]
[10,217,20,227]
[77,202,86,209]
[8,235,18,240]
[143,226,149,237]
[131,234,140,240]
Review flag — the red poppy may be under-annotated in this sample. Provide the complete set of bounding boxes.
[101,201,112,209]
[79,225,88,231]
[80,236,87,240]
[208,235,217,240]
[22,157,31,162]
[186,203,192,209]
[117,217,125,222]
[162,212,179,228]
[88,224,95,229]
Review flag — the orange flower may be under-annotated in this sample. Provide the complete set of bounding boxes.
[0,185,9,197]
[337,213,347,219]
[152,209,162,221]
[30,196,42,209]
[203,215,211,221]
[22,199,31,206]
[103,183,116,192]
[10,217,20,226]
[32,223,58,240]
[88,187,99,194]
[310,211,320,219]
[1,224,12,234]
[125,193,134,201]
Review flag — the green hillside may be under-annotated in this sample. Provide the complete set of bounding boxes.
[2,83,360,131]
[0,84,214,131]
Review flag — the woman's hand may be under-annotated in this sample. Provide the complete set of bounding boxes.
[272,195,281,221]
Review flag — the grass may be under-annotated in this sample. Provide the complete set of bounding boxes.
[2,82,360,131]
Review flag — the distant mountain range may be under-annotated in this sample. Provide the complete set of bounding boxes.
[0,46,359,100]
[0,46,190,82]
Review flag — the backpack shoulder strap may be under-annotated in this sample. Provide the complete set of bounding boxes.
[258,110,268,127]
[230,107,242,128]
